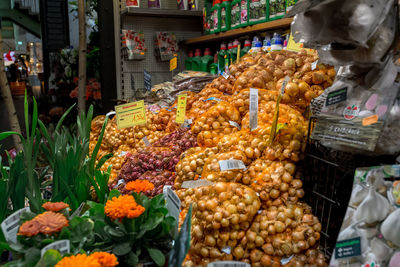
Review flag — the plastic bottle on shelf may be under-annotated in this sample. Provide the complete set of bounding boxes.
[241,39,251,55]
[192,49,202,71]
[201,48,214,72]
[220,0,231,32]
[218,43,227,73]
[185,50,194,70]
[230,0,241,29]
[271,33,283,51]
[262,35,270,52]
[210,0,222,33]
[210,52,219,74]
[248,37,262,55]
[240,0,249,27]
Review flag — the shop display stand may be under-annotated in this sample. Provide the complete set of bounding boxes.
[303,117,398,260]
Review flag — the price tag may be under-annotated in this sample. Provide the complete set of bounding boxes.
[163,186,181,224]
[144,70,152,91]
[335,237,362,259]
[280,76,290,96]
[181,179,214,189]
[362,115,379,126]
[1,207,30,244]
[280,255,294,265]
[249,88,258,131]
[176,94,187,124]
[286,33,304,52]
[207,261,250,267]
[222,71,230,80]
[115,100,147,129]
[41,240,70,257]
[106,111,116,117]
[182,119,192,128]
[118,151,128,157]
[221,246,231,254]
[114,179,125,189]
[170,57,177,71]
[311,60,318,70]
[219,160,246,171]
[229,121,241,130]
[142,136,151,146]
[236,44,241,64]
[204,97,222,102]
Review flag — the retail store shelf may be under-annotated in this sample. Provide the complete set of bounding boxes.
[185,18,293,44]
[121,7,202,18]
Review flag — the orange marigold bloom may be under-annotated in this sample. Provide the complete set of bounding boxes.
[42,202,70,212]
[35,211,69,235]
[91,252,119,267]
[125,180,154,193]
[18,220,40,237]
[104,195,145,220]
[55,254,100,267]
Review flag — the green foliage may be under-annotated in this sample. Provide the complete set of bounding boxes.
[88,193,176,266]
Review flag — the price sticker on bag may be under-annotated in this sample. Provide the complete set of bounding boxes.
[249,88,258,131]
[229,121,241,130]
[163,186,181,224]
[176,94,187,124]
[311,60,318,70]
[181,179,214,189]
[115,100,147,129]
[222,71,230,80]
[1,207,30,244]
[280,76,290,96]
[170,57,177,71]
[142,136,151,146]
[207,261,250,267]
[219,160,246,171]
[41,240,70,257]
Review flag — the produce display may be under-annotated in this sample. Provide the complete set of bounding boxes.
[86,48,336,266]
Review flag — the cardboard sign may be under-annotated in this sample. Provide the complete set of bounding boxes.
[170,57,177,71]
[286,33,304,52]
[175,94,187,124]
[1,207,30,244]
[115,100,147,129]
[163,186,181,224]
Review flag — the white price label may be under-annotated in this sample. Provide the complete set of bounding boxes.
[106,111,116,117]
[221,246,231,254]
[311,60,318,70]
[181,179,214,189]
[249,88,258,131]
[163,186,181,223]
[1,207,30,244]
[118,151,128,157]
[182,119,193,128]
[114,179,125,189]
[222,71,230,80]
[207,261,250,267]
[280,255,294,265]
[229,121,241,130]
[142,136,150,146]
[41,240,70,257]
[280,76,290,96]
[219,160,246,171]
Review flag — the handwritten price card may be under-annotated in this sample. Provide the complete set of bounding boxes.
[115,100,147,129]
[175,94,187,124]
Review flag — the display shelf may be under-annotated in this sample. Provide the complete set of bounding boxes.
[185,18,293,44]
[121,7,203,18]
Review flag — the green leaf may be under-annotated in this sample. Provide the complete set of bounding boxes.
[147,248,165,267]
[112,242,131,256]
[140,212,164,232]
[25,247,41,266]
[104,225,125,238]
[0,132,23,142]
[127,252,139,266]
[31,96,38,138]
[24,91,30,138]
[95,153,113,169]
[55,104,76,132]
[108,189,121,200]
[35,249,62,267]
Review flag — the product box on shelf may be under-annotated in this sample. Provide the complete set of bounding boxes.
[268,0,285,20]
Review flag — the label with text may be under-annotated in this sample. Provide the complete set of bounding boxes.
[249,88,258,130]
[219,160,246,171]
[41,240,70,257]
[115,100,147,129]
[176,94,187,124]
[325,87,347,106]
[1,207,30,244]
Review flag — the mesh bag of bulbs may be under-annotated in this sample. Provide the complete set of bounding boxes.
[89,49,334,267]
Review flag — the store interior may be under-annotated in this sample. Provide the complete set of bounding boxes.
[0,0,400,266]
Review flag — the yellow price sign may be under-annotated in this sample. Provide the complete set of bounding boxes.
[287,33,316,54]
[175,94,187,124]
[115,100,147,129]
[170,57,177,71]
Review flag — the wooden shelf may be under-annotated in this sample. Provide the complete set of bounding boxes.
[185,18,293,45]
[121,7,202,18]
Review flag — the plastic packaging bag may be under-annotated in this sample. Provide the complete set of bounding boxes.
[291,0,395,48]
[122,30,146,60]
[155,32,179,61]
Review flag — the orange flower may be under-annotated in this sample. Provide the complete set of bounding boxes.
[55,254,100,267]
[125,180,155,193]
[42,202,70,212]
[18,220,40,237]
[35,211,69,235]
[91,252,119,267]
[104,195,145,220]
